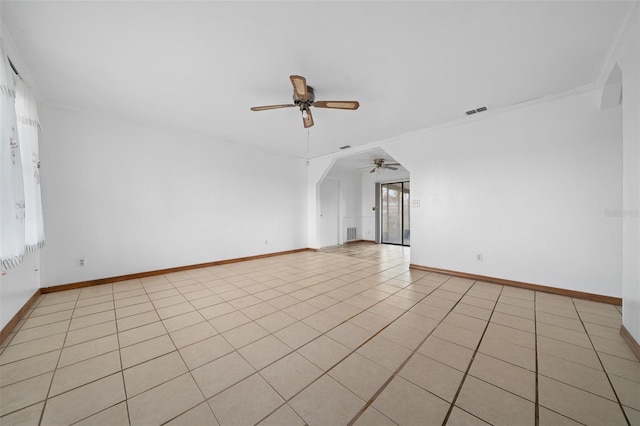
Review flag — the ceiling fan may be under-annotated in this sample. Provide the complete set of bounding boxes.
[370,158,400,173]
[250,75,360,128]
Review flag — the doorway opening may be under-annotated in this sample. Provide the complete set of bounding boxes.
[380,181,410,246]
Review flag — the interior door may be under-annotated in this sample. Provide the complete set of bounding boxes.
[319,178,339,247]
[381,181,410,246]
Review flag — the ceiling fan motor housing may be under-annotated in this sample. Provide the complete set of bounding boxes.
[294,86,315,110]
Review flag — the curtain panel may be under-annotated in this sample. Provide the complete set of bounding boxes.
[1,46,44,270]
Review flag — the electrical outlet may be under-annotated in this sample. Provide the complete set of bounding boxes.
[476,253,483,262]
[79,257,86,267]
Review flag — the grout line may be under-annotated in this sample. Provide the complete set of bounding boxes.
[440,285,505,425]
[571,298,631,426]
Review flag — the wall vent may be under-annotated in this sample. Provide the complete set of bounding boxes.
[346,227,357,241]
[466,106,488,115]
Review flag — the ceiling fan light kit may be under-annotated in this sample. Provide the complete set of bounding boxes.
[251,75,360,128]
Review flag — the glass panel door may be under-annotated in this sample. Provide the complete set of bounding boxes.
[381,181,409,246]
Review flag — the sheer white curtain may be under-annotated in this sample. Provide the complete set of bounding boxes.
[16,79,44,252]
[0,48,26,269]
[1,45,44,270]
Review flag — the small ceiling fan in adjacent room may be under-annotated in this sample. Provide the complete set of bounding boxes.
[369,158,400,173]
[251,75,360,128]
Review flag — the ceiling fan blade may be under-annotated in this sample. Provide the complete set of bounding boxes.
[385,166,398,170]
[303,108,314,128]
[369,168,376,173]
[312,101,360,110]
[385,163,401,166]
[290,75,308,99]
[250,104,296,111]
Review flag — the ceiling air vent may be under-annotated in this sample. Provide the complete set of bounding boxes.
[466,106,488,115]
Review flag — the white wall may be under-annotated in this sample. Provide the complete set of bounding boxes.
[383,89,623,298]
[38,106,308,287]
[618,10,640,343]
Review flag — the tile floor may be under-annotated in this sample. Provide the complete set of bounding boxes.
[1,243,639,425]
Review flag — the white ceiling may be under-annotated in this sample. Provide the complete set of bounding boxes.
[1,1,632,164]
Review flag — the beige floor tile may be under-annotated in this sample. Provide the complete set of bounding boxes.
[115,301,155,319]
[209,310,251,333]
[41,373,125,426]
[538,407,583,426]
[190,294,225,310]
[258,403,305,426]
[165,402,219,425]
[302,310,344,333]
[282,301,320,320]
[21,310,73,330]
[456,376,534,425]
[9,320,69,345]
[484,322,535,349]
[579,311,622,328]
[152,294,189,310]
[124,351,188,397]
[349,310,391,333]
[624,406,640,425]
[274,321,321,349]
[117,321,167,348]
[261,351,323,399]
[157,301,196,320]
[116,310,160,332]
[222,321,269,349]
[442,312,487,333]
[537,322,592,349]
[0,333,65,365]
[297,335,351,371]
[290,375,364,426]
[169,321,217,349]
[30,301,76,317]
[0,372,53,415]
[72,301,114,318]
[469,353,535,401]
[179,335,234,370]
[353,407,396,426]
[418,335,474,372]
[325,321,372,349]
[446,407,491,425]
[539,352,616,400]
[490,311,535,333]
[241,301,278,320]
[537,335,602,370]
[114,293,150,308]
[592,334,639,361]
[69,310,115,331]
[379,321,428,350]
[357,335,412,372]
[330,352,393,401]
[255,310,297,333]
[209,373,284,425]
[432,322,483,350]
[0,401,44,426]
[58,334,119,368]
[163,310,206,332]
[0,350,59,386]
[120,334,176,369]
[74,401,129,426]
[147,288,181,301]
[539,375,627,425]
[536,310,584,332]
[192,351,255,398]
[64,320,117,347]
[609,374,640,410]
[238,335,292,370]
[494,301,535,320]
[600,352,640,383]
[128,373,204,425]
[373,375,449,425]
[49,350,121,396]
[399,352,464,402]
